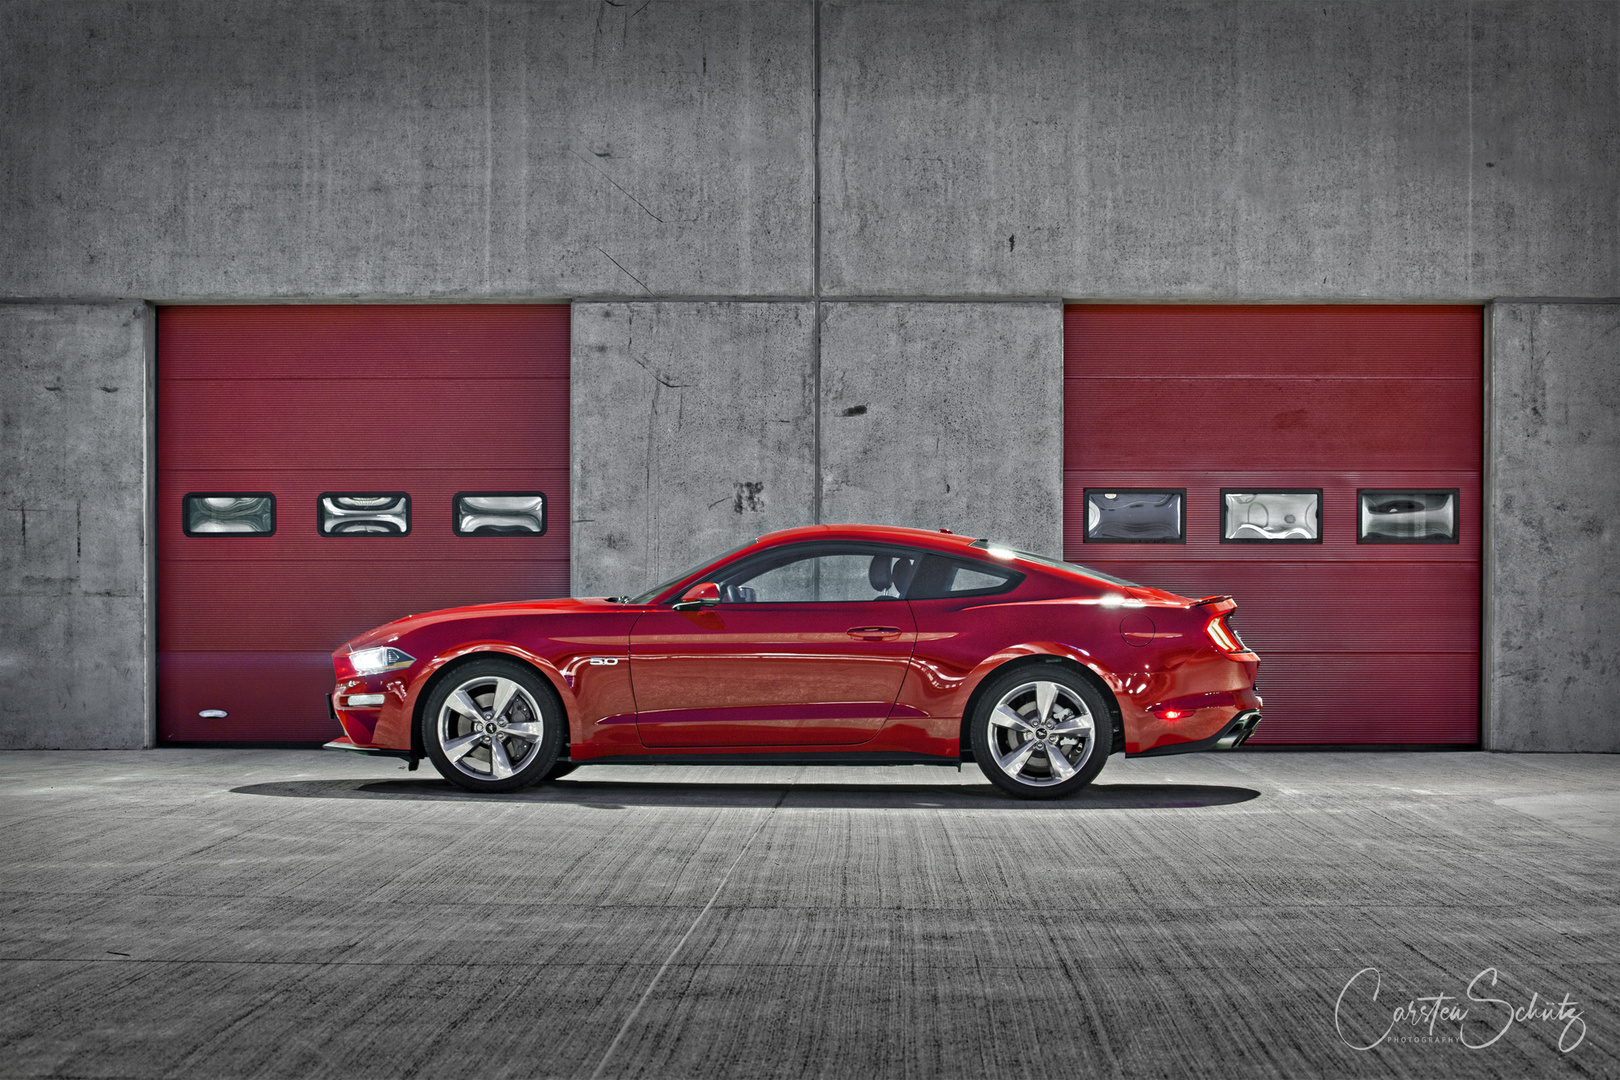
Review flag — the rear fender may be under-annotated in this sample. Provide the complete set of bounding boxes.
[954,644,1127,758]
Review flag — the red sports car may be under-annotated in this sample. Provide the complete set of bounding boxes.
[325,524,1262,799]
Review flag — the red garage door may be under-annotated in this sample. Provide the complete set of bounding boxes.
[158,305,570,744]
[1064,306,1481,745]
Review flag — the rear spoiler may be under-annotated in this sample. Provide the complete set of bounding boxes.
[1193,595,1237,614]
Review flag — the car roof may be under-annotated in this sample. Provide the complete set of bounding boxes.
[750,523,984,555]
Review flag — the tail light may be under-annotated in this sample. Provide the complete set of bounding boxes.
[1206,614,1247,653]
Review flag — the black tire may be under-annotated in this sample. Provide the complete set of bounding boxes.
[970,665,1112,799]
[421,658,563,793]
[546,761,579,779]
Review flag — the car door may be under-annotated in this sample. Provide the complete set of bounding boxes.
[628,542,921,747]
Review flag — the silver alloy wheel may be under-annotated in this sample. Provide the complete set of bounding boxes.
[985,679,1096,788]
[434,675,546,782]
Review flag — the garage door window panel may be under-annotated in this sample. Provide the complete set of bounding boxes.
[183,493,275,537]
[454,492,547,536]
[1221,490,1322,543]
[1358,489,1460,544]
[319,493,411,537]
[1084,489,1186,543]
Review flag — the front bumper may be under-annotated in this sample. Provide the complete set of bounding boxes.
[329,665,416,751]
[323,735,415,764]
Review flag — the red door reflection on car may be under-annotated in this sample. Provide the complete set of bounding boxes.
[628,543,922,747]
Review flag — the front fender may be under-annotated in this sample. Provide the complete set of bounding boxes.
[380,642,574,753]
[373,635,638,757]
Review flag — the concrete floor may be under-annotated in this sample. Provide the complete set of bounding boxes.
[0,750,1615,1079]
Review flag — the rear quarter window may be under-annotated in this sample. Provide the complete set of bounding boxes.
[906,555,1022,599]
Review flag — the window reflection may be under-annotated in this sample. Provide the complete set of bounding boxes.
[319,493,410,536]
[1222,490,1321,543]
[454,492,546,536]
[1084,489,1184,543]
[184,494,274,536]
[1359,490,1458,543]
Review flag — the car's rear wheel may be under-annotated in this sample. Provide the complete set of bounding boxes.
[422,658,562,793]
[970,666,1112,799]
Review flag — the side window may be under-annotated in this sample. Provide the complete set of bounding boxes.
[907,555,1022,599]
[714,544,922,603]
[183,493,275,536]
[950,564,1013,592]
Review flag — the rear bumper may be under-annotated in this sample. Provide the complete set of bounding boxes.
[1130,710,1262,757]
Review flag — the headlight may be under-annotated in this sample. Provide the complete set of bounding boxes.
[348,646,415,675]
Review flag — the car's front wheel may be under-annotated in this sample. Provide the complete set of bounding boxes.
[970,666,1112,799]
[421,658,563,793]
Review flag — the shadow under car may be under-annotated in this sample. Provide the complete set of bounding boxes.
[231,777,1262,810]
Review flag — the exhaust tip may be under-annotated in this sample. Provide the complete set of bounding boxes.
[1215,710,1262,749]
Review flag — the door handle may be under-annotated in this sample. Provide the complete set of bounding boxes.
[847,626,902,640]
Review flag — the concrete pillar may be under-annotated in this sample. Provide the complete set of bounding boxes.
[0,304,151,748]
[1488,303,1620,751]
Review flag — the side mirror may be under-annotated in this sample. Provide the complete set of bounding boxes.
[672,582,721,611]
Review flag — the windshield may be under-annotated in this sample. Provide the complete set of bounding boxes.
[625,540,756,605]
[969,540,1142,589]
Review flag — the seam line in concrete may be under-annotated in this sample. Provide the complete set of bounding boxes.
[15,296,1618,307]
[0,297,177,306]
[587,791,786,1080]
[1466,0,1474,296]
[812,0,823,525]
[572,296,1067,304]
[1487,297,1620,305]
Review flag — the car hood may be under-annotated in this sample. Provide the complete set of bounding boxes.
[340,596,625,652]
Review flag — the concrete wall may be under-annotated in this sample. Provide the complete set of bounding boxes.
[820,303,1063,556]
[572,300,1064,600]
[4,1,1615,303]
[0,1,814,299]
[821,1,1620,300]
[0,305,150,749]
[571,302,816,599]
[0,1,1616,749]
[1489,303,1620,752]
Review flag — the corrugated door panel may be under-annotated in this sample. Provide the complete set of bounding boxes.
[158,305,570,743]
[1066,381,1480,468]
[1063,305,1481,745]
